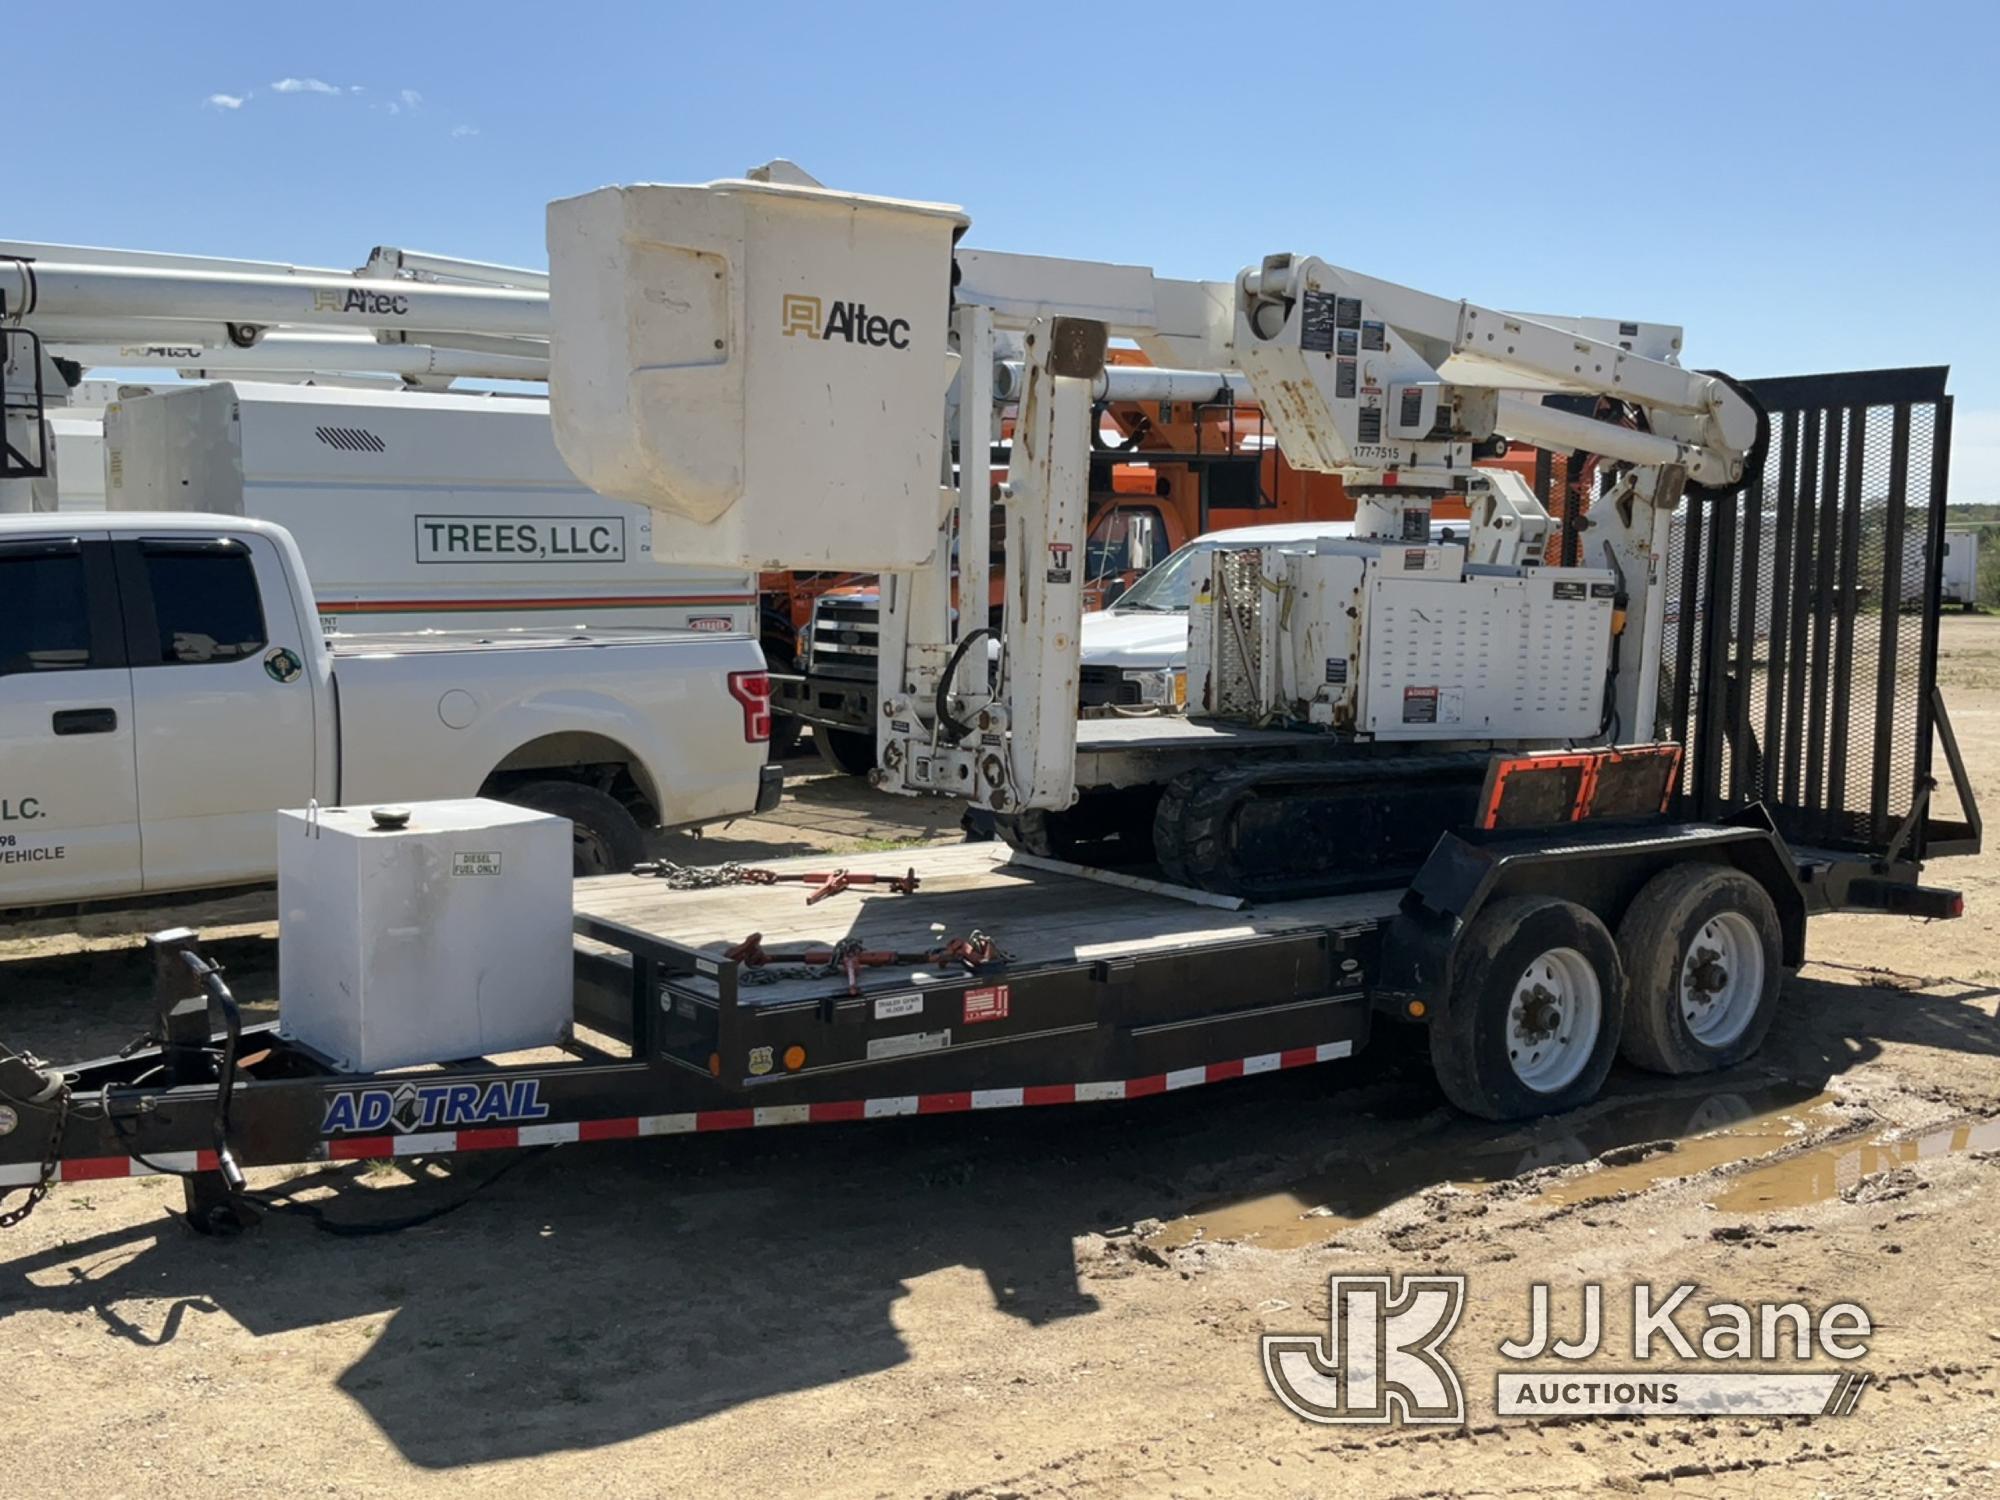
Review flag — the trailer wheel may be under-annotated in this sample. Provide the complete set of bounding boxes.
[502,780,647,877]
[813,728,877,776]
[1429,895,1625,1120]
[1615,863,1782,1075]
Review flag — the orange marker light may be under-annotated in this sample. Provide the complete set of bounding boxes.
[707,1052,722,1077]
[1407,1000,1427,1019]
[783,1045,807,1072]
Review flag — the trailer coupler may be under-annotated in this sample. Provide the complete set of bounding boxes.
[0,1050,69,1230]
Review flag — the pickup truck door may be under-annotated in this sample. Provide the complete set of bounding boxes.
[114,532,319,892]
[0,536,140,905]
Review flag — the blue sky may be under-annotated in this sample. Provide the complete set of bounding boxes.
[15,1,2000,495]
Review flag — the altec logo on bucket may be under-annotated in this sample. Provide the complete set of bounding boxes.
[780,292,911,349]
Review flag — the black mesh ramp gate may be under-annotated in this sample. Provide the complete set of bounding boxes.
[1660,366,1978,864]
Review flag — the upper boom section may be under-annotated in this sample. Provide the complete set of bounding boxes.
[1230,254,1760,491]
[541,172,1761,571]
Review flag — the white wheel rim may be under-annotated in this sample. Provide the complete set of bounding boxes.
[1680,910,1764,1047]
[1507,946,1603,1094]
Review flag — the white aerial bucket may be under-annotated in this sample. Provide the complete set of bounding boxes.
[547,177,967,571]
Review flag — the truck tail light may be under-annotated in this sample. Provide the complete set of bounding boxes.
[728,669,772,743]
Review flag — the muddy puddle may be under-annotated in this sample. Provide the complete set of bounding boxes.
[1158,1083,2000,1250]
[1716,1115,2000,1211]
[1157,1084,1842,1251]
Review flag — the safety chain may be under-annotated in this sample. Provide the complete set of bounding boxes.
[734,938,876,986]
[632,860,920,904]
[630,860,769,890]
[0,1079,72,1230]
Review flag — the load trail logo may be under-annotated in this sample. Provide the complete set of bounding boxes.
[781,292,911,349]
[322,1078,549,1135]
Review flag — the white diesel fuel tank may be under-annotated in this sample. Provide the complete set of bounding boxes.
[276,798,572,1072]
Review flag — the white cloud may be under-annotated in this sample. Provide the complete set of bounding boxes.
[271,77,341,95]
[451,124,479,138]
[205,92,247,110]
[399,88,423,109]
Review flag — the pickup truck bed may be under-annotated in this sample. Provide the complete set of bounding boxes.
[328,626,715,656]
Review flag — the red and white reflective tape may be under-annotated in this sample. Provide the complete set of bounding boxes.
[0,1149,221,1188]
[0,1040,1354,1188]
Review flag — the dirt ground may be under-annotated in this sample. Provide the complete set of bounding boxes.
[4,622,2000,1498]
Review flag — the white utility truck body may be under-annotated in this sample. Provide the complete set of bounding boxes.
[99,382,757,637]
[1942,530,1979,606]
[0,513,776,910]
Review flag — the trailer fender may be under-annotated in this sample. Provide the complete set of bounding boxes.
[1375,814,1808,1020]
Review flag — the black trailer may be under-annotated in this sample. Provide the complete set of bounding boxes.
[0,366,1979,1234]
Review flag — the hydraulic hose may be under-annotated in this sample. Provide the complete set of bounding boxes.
[936,627,995,745]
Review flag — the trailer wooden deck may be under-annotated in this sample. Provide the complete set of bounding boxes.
[573,842,1403,1005]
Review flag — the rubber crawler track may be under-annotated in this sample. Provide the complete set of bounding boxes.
[1151,751,1495,900]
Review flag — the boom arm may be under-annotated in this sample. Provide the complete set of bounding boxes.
[541,173,1766,818]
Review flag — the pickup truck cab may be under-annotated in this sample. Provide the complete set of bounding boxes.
[0,514,778,910]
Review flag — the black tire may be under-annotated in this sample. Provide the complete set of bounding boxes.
[998,788,1162,865]
[1615,863,1783,1076]
[993,807,1077,860]
[812,727,877,776]
[500,780,647,877]
[1150,769,1207,889]
[1428,894,1626,1121]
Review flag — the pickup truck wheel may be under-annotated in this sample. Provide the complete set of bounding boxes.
[1428,895,1625,1121]
[813,728,877,776]
[1615,863,1782,1075]
[502,780,647,877]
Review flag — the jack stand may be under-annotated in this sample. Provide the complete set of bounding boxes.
[148,930,255,1234]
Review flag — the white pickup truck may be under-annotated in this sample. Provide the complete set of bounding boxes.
[0,513,779,911]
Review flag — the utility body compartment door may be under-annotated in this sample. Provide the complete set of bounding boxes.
[114,531,319,892]
[0,537,140,904]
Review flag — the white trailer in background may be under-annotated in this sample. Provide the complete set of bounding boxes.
[1942,529,1980,607]
[0,237,555,518]
[3,240,755,636]
[99,382,756,637]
